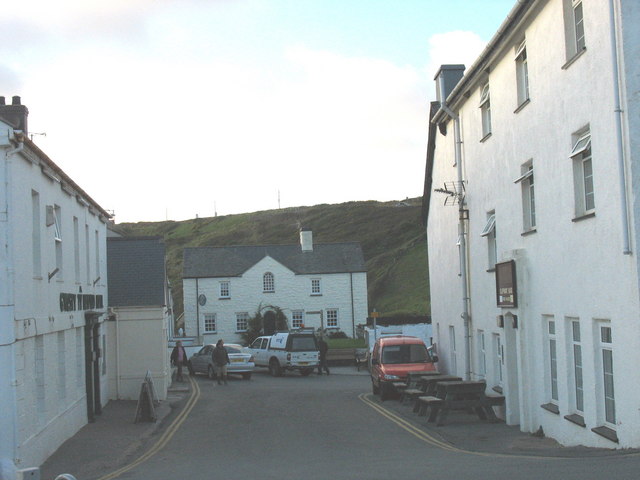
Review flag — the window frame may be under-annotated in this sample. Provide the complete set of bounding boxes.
[481,213,497,270]
[571,132,594,218]
[570,319,584,413]
[479,83,492,138]
[326,309,338,328]
[515,162,536,231]
[220,281,230,299]
[263,272,275,293]
[311,278,322,295]
[204,313,217,333]
[292,310,305,329]
[515,40,530,107]
[598,324,615,426]
[235,312,249,332]
[547,318,559,403]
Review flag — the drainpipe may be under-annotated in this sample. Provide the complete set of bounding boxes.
[608,0,631,255]
[195,278,201,341]
[350,272,355,337]
[437,77,471,381]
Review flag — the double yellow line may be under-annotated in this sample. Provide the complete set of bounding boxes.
[98,376,201,480]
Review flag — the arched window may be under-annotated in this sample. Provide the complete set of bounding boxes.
[263,272,275,293]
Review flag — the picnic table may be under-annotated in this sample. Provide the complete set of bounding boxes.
[398,371,442,403]
[420,380,505,426]
[412,375,462,413]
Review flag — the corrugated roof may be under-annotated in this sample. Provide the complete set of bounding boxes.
[107,237,166,307]
[183,242,366,278]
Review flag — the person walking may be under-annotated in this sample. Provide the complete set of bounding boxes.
[170,340,188,382]
[317,336,330,375]
[212,339,230,385]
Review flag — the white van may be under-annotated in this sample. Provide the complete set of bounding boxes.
[247,332,319,376]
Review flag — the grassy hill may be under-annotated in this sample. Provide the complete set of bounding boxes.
[115,198,429,320]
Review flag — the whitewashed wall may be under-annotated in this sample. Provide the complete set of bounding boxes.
[184,255,368,344]
[0,125,109,471]
[427,0,640,448]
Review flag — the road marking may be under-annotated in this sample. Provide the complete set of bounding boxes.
[359,393,558,460]
[97,376,201,480]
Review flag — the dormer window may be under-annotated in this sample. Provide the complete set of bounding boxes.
[263,272,275,293]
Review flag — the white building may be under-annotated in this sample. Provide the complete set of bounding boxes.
[0,97,110,473]
[106,236,172,401]
[182,229,368,343]
[424,0,639,448]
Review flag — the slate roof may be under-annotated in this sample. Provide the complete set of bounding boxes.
[182,242,366,278]
[107,236,166,307]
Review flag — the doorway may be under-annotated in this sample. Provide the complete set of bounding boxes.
[263,311,276,336]
[503,313,520,425]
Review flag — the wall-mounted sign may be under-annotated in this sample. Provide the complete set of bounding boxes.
[198,294,207,306]
[495,260,517,308]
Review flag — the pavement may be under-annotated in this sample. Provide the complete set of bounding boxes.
[39,366,636,480]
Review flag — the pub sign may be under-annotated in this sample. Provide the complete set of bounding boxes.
[495,260,517,308]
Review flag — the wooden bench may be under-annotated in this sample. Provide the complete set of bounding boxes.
[413,375,462,413]
[326,348,357,366]
[399,371,444,404]
[426,381,505,426]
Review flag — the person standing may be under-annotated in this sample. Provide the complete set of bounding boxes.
[170,340,188,382]
[317,336,330,375]
[212,339,230,385]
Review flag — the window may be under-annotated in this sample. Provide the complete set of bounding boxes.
[263,272,274,293]
[220,281,230,298]
[477,330,487,379]
[569,319,584,412]
[493,334,503,387]
[32,191,41,277]
[326,309,338,328]
[515,40,529,106]
[570,131,594,217]
[73,217,80,283]
[57,331,66,404]
[54,205,63,277]
[204,313,217,333]
[311,278,321,295]
[480,212,497,270]
[548,319,559,402]
[85,225,91,285]
[449,325,457,375]
[95,229,100,281]
[292,310,304,328]
[599,324,615,425]
[479,83,491,138]
[563,0,586,62]
[515,162,536,231]
[236,312,249,332]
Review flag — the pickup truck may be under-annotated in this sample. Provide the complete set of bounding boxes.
[247,332,319,376]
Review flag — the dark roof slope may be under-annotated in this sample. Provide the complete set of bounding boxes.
[107,236,166,307]
[183,242,366,278]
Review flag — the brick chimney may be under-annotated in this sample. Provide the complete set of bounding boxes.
[300,228,313,252]
[0,96,29,135]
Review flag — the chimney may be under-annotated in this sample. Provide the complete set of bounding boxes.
[300,228,313,252]
[434,65,465,104]
[0,96,29,135]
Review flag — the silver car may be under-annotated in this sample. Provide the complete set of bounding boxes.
[188,344,255,380]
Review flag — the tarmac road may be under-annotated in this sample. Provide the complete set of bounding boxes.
[42,368,640,480]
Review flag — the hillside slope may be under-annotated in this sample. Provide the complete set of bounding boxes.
[116,198,429,319]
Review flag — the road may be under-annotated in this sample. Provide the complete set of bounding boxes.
[111,370,640,480]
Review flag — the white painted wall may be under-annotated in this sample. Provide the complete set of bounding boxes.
[0,124,110,472]
[106,307,170,401]
[184,255,368,343]
[427,0,640,448]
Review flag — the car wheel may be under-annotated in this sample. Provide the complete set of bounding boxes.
[269,359,282,377]
[372,380,379,395]
[300,368,313,376]
[207,365,215,380]
[242,372,252,380]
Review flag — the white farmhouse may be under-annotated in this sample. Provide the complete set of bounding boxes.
[182,229,368,343]
[0,97,110,473]
[424,0,639,448]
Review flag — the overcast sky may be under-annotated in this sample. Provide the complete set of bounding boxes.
[1,0,515,223]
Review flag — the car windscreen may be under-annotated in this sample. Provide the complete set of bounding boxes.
[225,346,242,354]
[381,344,430,364]
[290,336,317,351]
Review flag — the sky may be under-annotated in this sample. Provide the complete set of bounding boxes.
[1,0,516,223]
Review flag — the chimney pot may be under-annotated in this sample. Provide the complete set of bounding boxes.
[12,96,21,105]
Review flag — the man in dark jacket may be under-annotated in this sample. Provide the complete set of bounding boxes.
[170,341,188,382]
[212,339,230,385]
[317,337,330,375]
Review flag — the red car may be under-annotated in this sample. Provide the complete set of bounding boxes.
[370,335,438,400]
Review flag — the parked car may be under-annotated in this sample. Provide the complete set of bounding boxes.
[370,335,438,400]
[247,331,319,376]
[188,343,255,380]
